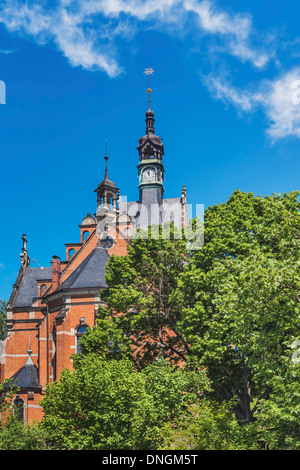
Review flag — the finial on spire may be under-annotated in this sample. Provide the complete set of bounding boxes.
[144,67,154,110]
[143,68,155,135]
[21,234,27,252]
[104,139,109,180]
[20,234,30,269]
[28,336,32,356]
[25,336,34,365]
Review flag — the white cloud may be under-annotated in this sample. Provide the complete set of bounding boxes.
[51,7,121,75]
[0,0,273,75]
[263,68,300,140]
[0,2,51,38]
[82,0,179,19]
[204,74,262,112]
[0,48,16,53]
[204,68,300,140]
[0,1,121,76]
[183,0,271,68]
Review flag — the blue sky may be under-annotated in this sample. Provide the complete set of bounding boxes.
[1,0,300,300]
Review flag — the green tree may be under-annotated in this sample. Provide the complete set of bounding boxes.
[52,190,300,448]
[159,400,264,450]
[92,223,191,368]
[0,380,16,416]
[0,378,45,451]
[178,190,300,429]
[40,355,202,450]
[0,414,46,450]
[257,358,300,449]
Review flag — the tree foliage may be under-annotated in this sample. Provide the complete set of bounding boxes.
[3,191,300,450]
[93,223,191,367]
[40,355,209,450]
[82,190,300,448]
[159,400,264,450]
[0,380,16,415]
[178,190,300,429]
[0,414,46,450]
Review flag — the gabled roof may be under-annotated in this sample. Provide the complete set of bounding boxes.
[57,247,109,291]
[14,267,52,308]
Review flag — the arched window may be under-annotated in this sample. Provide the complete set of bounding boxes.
[68,248,75,259]
[13,397,25,422]
[83,231,89,241]
[76,324,88,353]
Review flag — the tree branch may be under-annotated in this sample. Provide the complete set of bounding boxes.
[252,386,273,414]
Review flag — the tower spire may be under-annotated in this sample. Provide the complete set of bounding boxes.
[144,68,155,135]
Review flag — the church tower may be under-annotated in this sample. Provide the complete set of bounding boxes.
[137,68,164,208]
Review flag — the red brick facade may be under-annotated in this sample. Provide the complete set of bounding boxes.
[1,220,131,423]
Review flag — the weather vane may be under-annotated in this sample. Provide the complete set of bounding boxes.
[144,67,154,109]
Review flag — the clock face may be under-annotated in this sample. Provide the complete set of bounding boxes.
[143,168,155,181]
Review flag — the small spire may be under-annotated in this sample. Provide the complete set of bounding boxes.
[25,337,34,366]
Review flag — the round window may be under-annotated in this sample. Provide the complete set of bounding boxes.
[100,235,114,249]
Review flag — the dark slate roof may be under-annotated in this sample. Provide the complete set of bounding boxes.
[138,133,164,148]
[14,267,52,308]
[10,359,40,389]
[57,247,109,291]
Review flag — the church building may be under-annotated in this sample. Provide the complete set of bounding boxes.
[0,82,187,423]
